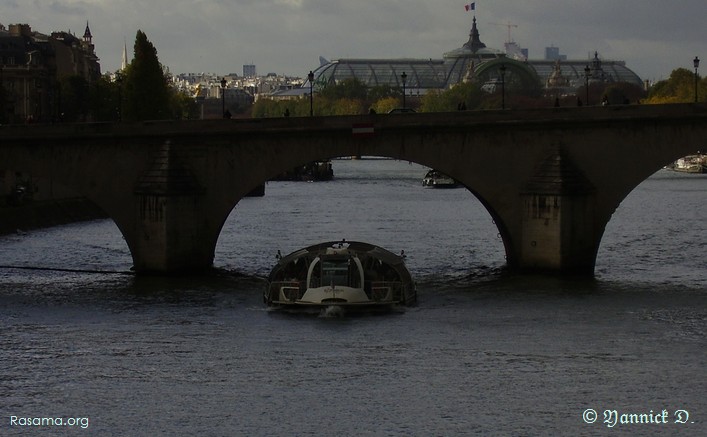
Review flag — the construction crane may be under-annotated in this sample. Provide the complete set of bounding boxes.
[488,21,519,43]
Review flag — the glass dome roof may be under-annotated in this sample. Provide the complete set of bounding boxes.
[309,19,643,94]
[313,59,449,90]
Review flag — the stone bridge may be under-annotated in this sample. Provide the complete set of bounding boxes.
[1,103,705,274]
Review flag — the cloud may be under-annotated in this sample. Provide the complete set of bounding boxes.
[1,0,703,79]
[48,1,87,15]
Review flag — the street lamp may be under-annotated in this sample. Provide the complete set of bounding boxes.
[220,77,227,118]
[116,72,123,122]
[401,71,407,109]
[584,65,591,106]
[308,70,314,116]
[499,64,506,110]
[35,79,42,122]
[694,56,700,103]
[0,66,4,122]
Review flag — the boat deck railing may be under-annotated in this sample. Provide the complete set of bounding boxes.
[369,281,405,301]
[268,279,415,305]
[269,281,302,302]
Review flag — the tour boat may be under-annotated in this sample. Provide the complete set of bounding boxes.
[670,155,707,174]
[270,160,334,181]
[264,240,416,311]
[422,170,460,188]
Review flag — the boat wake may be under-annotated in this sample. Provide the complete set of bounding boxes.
[319,305,346,318]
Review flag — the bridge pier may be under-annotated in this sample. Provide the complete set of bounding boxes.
[517,149,598,274]
[128,142,217,273]
[130,193,216,273]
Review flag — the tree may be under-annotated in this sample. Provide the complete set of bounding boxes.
[122,30,172,121]
[600,82,645,105]
[320,78,368,101]
[646,68,704,104]
[251,98,309,118]
[371,96,400,114]
[0,80,9,124]
[58,75,90,122]
[368,85,400,104]
[252,78,380,118]
[420,82,484,112]
[330,98,365,115]
[170,91,200,120]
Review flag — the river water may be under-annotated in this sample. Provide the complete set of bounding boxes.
[1,159,705,436]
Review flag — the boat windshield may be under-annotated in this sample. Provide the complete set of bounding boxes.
[320,257,361,288]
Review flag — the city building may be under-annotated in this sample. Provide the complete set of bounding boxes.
[1,22,101,206]
[0,22,100,123]
[243,64,256,78]
[308,15,642,98]
[545,46,566,61]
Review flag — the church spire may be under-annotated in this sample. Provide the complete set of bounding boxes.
[121,39,129,70]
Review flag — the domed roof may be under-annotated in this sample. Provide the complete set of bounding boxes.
[444,16,502,60]
[463,16,486,52]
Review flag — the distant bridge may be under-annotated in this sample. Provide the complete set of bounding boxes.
[1,103,705,274]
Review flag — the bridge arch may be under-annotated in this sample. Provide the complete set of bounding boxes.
[217,158,508,277]
[222,142,519,269]
[0,145,142,268]
[1,104,705,274]
[240,151,516,267]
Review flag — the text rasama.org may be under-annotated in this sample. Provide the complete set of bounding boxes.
[10,415,89,429]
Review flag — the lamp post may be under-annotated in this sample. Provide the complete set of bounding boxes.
[694,56,700,103]
[55,81,61,122]
[499,64,506,110]
[35,79,42,122]
[220,77,226,118]
[308,70,314,116]
[584,65,591,106]
[401,71,407,109]
[1,66,5,123]
[116,72,123,122]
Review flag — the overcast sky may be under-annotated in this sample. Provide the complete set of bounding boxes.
[2,0,704,81]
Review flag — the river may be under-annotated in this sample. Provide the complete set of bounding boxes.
[1,159,705,436]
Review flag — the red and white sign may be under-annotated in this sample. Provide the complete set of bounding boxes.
[352,123,375,137]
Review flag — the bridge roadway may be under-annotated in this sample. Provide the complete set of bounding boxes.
[1,103,706,274]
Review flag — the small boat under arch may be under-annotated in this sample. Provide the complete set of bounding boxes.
[422,170,460,188]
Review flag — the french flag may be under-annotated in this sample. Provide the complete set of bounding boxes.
[465,3,475,11]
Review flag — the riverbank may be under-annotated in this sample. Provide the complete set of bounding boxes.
[0,197,107,235]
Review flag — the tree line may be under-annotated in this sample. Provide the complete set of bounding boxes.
[253,70,704,117]
[251,80,405,117]
[53,30,197,123]
[644,68,706,104]
[8,28,700,123]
